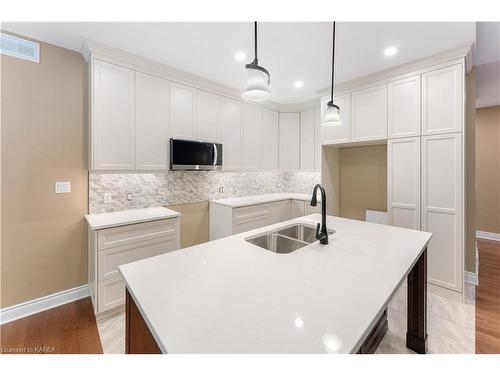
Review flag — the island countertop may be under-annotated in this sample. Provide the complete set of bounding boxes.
[119,214,431,354]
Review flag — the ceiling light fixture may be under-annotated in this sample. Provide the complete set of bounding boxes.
[384,46,397,56]
[241,22,271,102]
[234,51,246,62]
[294,81,303,88]
[322,21,342,127]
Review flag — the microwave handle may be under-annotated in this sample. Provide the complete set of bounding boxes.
[213,143,218,166]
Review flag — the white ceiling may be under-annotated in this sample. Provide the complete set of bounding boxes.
[2,22,476,104]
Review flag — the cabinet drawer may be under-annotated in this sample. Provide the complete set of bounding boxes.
[97,218,178,250]
[233,204,270,234]
[290,200,305,218]
[97,276,125,313]
[98,236,178,281]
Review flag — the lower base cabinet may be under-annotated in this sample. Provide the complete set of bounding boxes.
[210,199,321,240]
[88,218,180,316]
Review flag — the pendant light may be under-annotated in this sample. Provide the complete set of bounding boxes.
[323,21,342,127]
[242,22,271,101]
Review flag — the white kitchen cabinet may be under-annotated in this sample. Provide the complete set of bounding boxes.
[88,217,180,316]
[279,113,300,170]
[422,64,463,135]
[321,93,351,145]
[290,200,306,218]
[314,108,321,171]
[388,75,421,138]
[135,72,169,170]
[421,133,463,292]
[388,137,421,230]
[262,109,279,170]
[196,90,220,142]
[300,109,315,170]
[170,82,196,140]
[92,60,135,170]
[232,202,290,235]
[351,84,388,142]
[219,98,242,170]
[242,104,263,170]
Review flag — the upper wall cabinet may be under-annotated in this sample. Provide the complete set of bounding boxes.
[135,72,169,170]
[422,64,463,135]
[170,82,196,140]
[219,98,242,170]
[321,93,351,145]
[242,104,263,170]
[300,109,315,170]
[351,84,388,142]
[279,113,300,171]
[388,75,421,138]
[196,90,220,143]
[262,109,279,170]
[92,60,136,170]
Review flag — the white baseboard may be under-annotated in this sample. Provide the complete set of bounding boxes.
[0,284,89,325]
[465,271,478,286]
[476,230,500,242]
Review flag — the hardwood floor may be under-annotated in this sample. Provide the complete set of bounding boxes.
[476,239,500,354]
[0,297,103,354]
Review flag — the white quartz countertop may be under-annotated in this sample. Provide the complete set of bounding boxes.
[120,214,431,354]
[210,193,315,208]
[85,207,180,230]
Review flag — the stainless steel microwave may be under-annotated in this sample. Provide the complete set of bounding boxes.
[169,138,222,171]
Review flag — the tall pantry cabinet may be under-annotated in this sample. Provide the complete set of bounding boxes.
[388,61,468,299]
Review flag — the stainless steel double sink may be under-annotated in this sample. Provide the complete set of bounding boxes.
[245,223,335,254]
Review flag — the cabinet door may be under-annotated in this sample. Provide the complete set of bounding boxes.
[388,75,421,138]
[220,98,242,170]
[135,72,168,170]
[92,60,135,170]
[305,204,321,215]
[290,200,305,218]
[422,133,463,292]
[388,137,420,230]
[351,84,388,142]
[300,109,315,170]
[422,64,463,135]
[321,93,351,144]
[262,109,279,170]
[242,104,263,170]
[314,108,322,171]
[196,90,219,142]
[170,82,196,140]
[279,113,300,170]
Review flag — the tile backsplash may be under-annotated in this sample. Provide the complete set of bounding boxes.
[89,171,321,213]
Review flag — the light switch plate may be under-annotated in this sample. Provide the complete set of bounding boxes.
[55,181,71,194]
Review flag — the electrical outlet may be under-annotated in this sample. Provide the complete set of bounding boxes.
[219,187,225,193]
[126,192,133,201]
[104,193,112,204]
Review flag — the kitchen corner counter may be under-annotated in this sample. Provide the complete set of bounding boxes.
[85,207,181,230]
[210,192,315,208]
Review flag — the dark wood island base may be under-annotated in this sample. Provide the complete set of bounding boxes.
[125,248,428,354]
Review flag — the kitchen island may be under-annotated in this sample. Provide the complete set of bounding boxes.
[119,214,431,354]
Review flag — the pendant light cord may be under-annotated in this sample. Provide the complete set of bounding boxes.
[330,21,336,102]
[254,21,258,64]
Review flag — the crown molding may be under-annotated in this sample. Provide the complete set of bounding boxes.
[317,45,474,97]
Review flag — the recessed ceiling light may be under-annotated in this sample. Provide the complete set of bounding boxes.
[294,81,303,88]
[234,51,246,62]
[384,46,397,56]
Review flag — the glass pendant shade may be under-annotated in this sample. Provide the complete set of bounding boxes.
[242,66,271,101]
[322,102,342,126]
